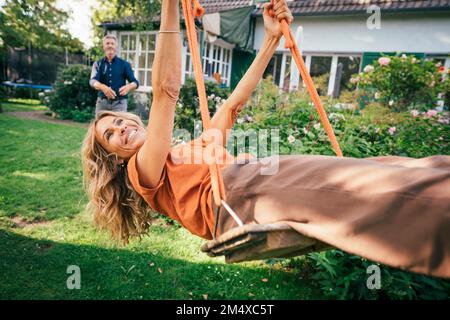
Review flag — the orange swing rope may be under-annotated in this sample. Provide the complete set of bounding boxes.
[267,0,343,157]
[181,0,227,211]
[181,0,343,228]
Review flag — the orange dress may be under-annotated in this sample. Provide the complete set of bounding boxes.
[127,138,252,239]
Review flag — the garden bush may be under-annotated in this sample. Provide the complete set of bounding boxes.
[295,250,450,300]
[3,86,41,100]
[176,77,231,133]
[233,78,449,158]
[229,77,449,299]
[41,64,138,122]
[42,64,97,122]
[352,54,449,112]
[0,85,5,111]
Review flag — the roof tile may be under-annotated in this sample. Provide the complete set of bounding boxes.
[252,0,450,15]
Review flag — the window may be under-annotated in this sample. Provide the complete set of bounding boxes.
[310,56,332,94]
[425,54,447,67]
[274,52,362,96]
[184,33,233,87]
[277,53,306,92]
[183,30,200,82]
[337,56,361,92]
[119,32,156,90]
[282,54,292,91]
[263,53,282,84]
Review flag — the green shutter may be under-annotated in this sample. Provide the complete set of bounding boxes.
[362,52,426,68]
[361,52,382,68]
[230,48,256,89]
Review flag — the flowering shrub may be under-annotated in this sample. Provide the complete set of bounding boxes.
[352,55,449,112]
[230,78,450,299]
[176,77,230,132]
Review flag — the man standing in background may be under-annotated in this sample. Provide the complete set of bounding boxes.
[90,34,139,113]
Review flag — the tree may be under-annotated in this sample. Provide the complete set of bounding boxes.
[90,0,161,60]
[0,0,84,53]
[115,0,161,29]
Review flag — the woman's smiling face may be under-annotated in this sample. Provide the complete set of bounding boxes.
[95,115,146,160]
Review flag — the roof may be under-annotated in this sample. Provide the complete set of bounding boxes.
[200,0,254,13]
[254,0,450,16]
[100,1,255,29]
[101,0,450,29]
[190,0,450,15]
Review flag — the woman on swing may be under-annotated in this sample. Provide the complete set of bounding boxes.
[82,0,450,278]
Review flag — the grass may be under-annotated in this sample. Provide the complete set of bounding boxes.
[1,98,49,112]
[0,112,320,300]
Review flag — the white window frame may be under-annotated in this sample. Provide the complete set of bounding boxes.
[118,31,158,92]
[118,30,236,90]
[267,54,281,84]
[184,33,234,87]
[331,54,363,95]
[279,52,290,91]
[278,52,362,95]
[425,54,450,71]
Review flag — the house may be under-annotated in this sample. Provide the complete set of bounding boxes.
[100,0,450,98]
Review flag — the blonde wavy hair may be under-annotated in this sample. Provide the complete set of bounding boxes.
[81,111,154,244]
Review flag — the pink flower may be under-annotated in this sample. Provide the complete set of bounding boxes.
[244,115,254,123]
[426,110,438,118]
[410,110,419,117]
[288,135,296,144]
[438,118,449,125]
[350,77,359,84]
[388,127,397,135]
[364,65,374,73]
[378,57,391,66]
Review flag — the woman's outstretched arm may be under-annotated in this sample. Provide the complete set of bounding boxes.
[209,0,293,146]
[137,0,181,188]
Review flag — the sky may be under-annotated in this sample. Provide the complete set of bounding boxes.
[0,0,100,49]
[55,0,100,49]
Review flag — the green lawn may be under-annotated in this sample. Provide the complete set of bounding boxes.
[0,113,320,299]
[1,98,49,112]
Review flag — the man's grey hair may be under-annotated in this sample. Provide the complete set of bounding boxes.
[103,34,117,43]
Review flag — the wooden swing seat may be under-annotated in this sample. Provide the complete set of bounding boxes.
[201,223,331,263]
[183,0,341,263]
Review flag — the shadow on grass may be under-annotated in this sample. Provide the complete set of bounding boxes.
[0,229,320,300]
